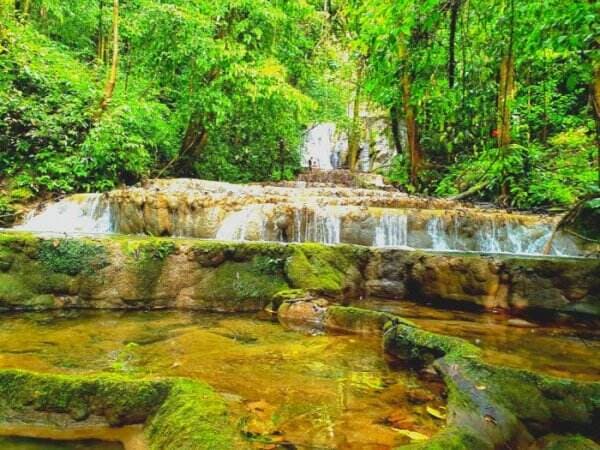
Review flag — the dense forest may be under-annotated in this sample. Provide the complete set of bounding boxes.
[0,0,598,219]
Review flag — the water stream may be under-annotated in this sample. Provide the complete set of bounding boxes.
[0,310,446,449]
[352,299,600,381]
[11,181,588,256]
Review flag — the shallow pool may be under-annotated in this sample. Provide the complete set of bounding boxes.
[0,310,445,449]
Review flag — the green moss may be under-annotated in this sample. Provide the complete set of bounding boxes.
[458,360,600,429]
[146,379,235,450]
[0,233,39,257]
[194,257,289,310]
[325,306,407,333]
[285,244,365,297]
[384,322,480,366]
[0,273,34,305]
[537,434,600,450]
[38,239,109,276]
[401,428,490,450]
[0,369,169,426]
[0,369,235,449]
[123,239,177,298]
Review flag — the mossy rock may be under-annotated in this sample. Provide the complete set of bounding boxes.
[325,305,410,334]
[122,239,177,298]
[38,239,109,276]
[146,379,235,450]
[285,243,366,297]
[0,369,236,450]
[193,257,289,310]
[0,369,170,426]
[534,434,600,450]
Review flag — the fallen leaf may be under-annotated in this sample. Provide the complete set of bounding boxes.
[484,414,497,425]
[475,385,487,391]
[426,406,447,420]
[393,429,429,441]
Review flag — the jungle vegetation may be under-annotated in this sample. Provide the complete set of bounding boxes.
[0,0,598,214]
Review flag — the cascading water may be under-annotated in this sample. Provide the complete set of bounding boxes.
[16,194,113,235]
[301,123,336,170]
[11,180,587,256]
[300,206,341,244]
[375,213,408,247]
[216,205,267,241]
[426,216,451,251]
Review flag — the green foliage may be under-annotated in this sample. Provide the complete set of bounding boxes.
[38,239,109,276]
[0,0,597,209]
[0,1,347,191]
[349,0,599,207]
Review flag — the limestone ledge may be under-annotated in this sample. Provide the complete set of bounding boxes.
[0,232,598,316]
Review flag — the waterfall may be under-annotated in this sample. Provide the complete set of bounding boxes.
[358,145,370,172]
[426,216,451,250]
[299,206,341,244]
[16,194,113,235]
[301,123,336,170]
[375,213,408,247]
[216,205,266,241]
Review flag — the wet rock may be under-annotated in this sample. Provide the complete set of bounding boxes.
[406,388,435,404]
[277,299,328,331]
[366,279,406,299]
[507,318,538,328]
[531,434,600,450]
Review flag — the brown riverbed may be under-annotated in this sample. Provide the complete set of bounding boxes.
[0,310,446,449]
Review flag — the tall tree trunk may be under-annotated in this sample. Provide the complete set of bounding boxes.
[401,72,422,186]
[97,0,104,61]
[448,0,461,88]
[390,105,404,156]
[497,0,515,204]
[347,60,364,171]
[96,0,119,119]
[592,61,600,186]
[21,0,30,16]
[171,117,209,176]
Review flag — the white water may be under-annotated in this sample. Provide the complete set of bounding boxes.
[294,206,341,244]
[16,194,113,235]
[216,205,267,241]
[14,191,580,256]
[426,216,451,251]
[305,207,341,244]
[375,213,408,247]
[301,123,344,170]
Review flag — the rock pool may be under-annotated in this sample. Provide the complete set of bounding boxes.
[0,310,446,449]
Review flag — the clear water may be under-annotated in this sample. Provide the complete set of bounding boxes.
[353,299,600,381]
[0,311,445,449]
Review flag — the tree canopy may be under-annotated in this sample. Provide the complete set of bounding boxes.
[0,0,598,213]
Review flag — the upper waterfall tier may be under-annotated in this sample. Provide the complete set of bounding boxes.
[13,179,596,256]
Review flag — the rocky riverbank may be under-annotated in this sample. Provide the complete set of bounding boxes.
[1,232,598,317]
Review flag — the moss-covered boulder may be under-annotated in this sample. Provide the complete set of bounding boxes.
[285,243,367,297]
[279,303,600,449]
[0,369,236,450]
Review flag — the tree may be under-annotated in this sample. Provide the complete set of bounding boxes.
[96,0,119,118]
